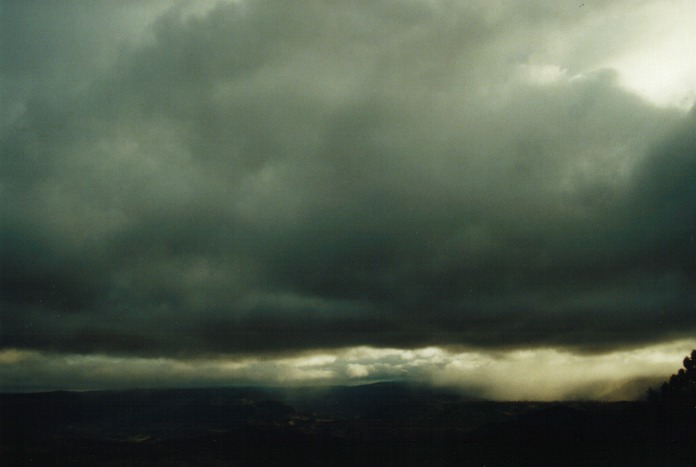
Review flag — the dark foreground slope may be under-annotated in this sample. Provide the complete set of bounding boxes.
[2,383,694,466]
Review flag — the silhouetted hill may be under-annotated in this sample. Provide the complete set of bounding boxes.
[280,381,477,419]
[2,384,694,465]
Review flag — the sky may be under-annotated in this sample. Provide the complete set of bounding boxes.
[1,0,696,399]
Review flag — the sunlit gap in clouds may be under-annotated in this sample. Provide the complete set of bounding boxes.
[2,339,695,400]
[508,0,696,111]
[606,1,696,111]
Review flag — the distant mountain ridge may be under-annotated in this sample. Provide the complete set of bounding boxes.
[2,383,694,465]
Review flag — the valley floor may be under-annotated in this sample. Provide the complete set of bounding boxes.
[2,384,694,466]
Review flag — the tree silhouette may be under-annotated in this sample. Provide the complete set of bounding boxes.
[646,349,696,451]
[648,349,696,406]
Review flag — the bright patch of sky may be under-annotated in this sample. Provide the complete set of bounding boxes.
[3,339,695,400]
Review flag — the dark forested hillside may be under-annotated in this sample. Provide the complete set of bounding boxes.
[2,380,695,466]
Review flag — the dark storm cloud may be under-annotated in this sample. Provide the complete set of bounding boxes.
[1,0,695,358]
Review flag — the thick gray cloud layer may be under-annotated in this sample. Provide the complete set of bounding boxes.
[2,0,695,358]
